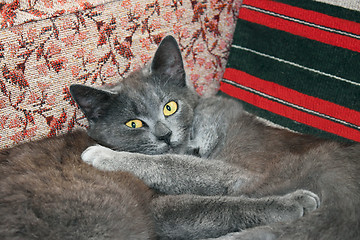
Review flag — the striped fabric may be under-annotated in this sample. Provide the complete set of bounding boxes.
[220,0,360,142]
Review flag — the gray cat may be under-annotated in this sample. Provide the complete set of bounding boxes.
[0,37,319,240]
[71,36,360,240]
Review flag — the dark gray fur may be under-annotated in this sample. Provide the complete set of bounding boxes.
[71,36,360,240]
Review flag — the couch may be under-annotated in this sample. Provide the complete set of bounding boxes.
[0,0,241,148]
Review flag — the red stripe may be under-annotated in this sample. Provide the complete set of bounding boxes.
[223,68,360,126]
[242,0,360,35]
[220,81,360,142]
[220,68,360,142]
[239,2,360,52]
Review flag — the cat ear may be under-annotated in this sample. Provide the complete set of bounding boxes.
[70,84,114,122]
[151,35,186,86]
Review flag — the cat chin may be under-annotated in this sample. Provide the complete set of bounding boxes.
[150,142,184,155]
[135,143,173,155]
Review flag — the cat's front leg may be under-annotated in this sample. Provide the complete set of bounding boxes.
[82,145,127,171]
[203,226,276,240]
[153,190,319,240]
[203,190,320,240]
[81,145,254,196]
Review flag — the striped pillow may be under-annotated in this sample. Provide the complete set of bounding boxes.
[220,0,360,142]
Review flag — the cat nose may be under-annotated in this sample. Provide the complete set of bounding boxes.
[154,121,172,145]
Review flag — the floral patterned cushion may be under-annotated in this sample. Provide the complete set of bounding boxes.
[0,0,241,148]
[0,0,114,29]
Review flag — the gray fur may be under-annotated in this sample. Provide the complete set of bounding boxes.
[150,190,319,239]
[71,36,360,239]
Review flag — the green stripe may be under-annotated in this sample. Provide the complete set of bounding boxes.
[227,47,360,111]
[232,20,360,83]
[218,91,354,143]
[274,0,360,23]
[227,23,360,111]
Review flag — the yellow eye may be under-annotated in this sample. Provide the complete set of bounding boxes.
[125,119,143,129]
[163,101,178,117]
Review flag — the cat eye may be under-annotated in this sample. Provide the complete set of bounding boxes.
[163,101,178,117]
[125,119,143,129]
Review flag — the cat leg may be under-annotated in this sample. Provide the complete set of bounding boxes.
[151,190,319,240]
[203,226,277,240]
[82,145,255,195]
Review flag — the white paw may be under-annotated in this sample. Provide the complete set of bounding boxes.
[81,145,118,171]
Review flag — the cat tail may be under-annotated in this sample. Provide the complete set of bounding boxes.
[207,188,360,240]
[274,144,360,240]
[210,144,360,240]
[274,147,360,240]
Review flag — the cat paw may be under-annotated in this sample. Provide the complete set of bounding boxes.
[284,189,320,216]
[81,145,119,171]
[266,190,320,224]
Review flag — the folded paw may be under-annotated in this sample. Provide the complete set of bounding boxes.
[81,145,118,171]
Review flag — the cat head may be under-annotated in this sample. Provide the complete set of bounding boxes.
[70,36,199,154]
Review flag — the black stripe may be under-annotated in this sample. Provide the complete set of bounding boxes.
[242,4,360,39]
[227,21,360,111]
[274,0,360,23]
[232,19,360,83]
[226,47,360,111]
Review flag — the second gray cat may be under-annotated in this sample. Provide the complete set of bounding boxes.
[71,36,360,240]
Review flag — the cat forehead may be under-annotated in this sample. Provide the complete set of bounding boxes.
[106,74,176,100]
[100,70,181,115]
[108,81,164,100]
[104,83,168,117]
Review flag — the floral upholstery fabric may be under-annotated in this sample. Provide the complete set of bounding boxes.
[0,0,241,148]
[0,0,114,29]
